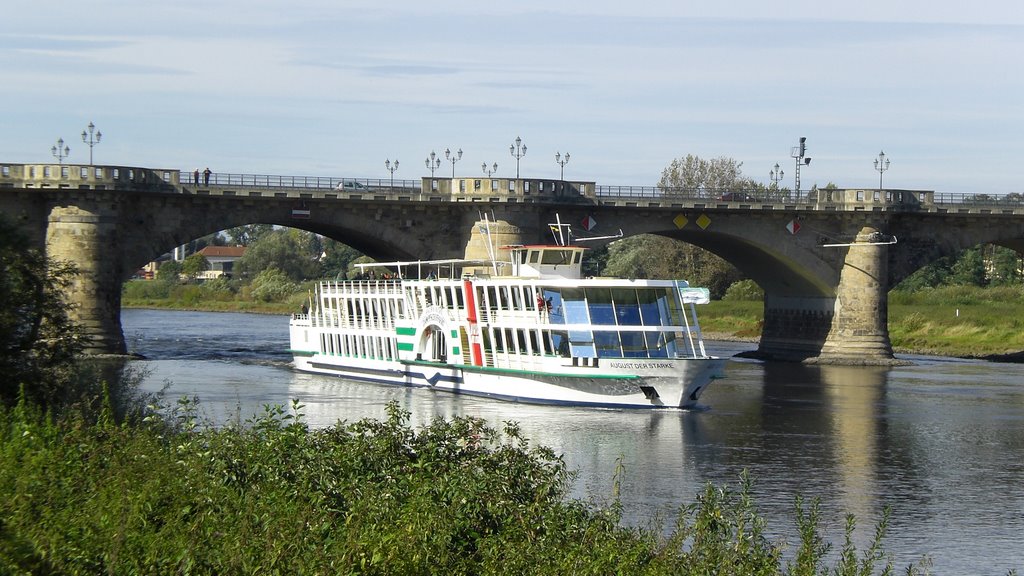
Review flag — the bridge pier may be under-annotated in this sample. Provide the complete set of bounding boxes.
[46,202,127,355]
[819,226,895,363]
[757,225,896,364]
[461,211,537,271]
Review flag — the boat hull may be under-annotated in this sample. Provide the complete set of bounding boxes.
[292,352,725,409]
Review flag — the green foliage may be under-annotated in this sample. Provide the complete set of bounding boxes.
[0,400,910,575]
[948,247,987,287]
[156,260,182,282]
[225,224,274,246]
[249,267,300,302]
[658,154,759,194]
[602,235,743,298]
[723,279,765,301]
[235,229,322,282]
[0,216,84,408]
[320,239,365,280]
[180,253,210,279]
[898,244,1022,291]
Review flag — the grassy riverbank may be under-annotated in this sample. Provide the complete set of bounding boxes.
[1,396,910,574]
[124,284,1024,359]
[698,286,1024,359]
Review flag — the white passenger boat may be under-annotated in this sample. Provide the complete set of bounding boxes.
[289,221,725,408]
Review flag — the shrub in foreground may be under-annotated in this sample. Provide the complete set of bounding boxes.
[1,399,918,575]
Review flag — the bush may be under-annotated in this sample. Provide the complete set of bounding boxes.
[0,400,911,575]
[249,268,299,302]
[722,279,764,301]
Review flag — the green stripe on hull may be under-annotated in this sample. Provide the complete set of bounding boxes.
[395,326,417,336]
[399,359,638,380]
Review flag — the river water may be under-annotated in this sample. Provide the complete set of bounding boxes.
[123,308,1024,574]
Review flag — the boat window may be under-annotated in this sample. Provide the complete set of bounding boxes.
[541,249,572,265]
[551,331,570,357]
[529,250,540,264]
[510,285,524,310]
[542,289,564,324]
[612,288,642,325]
[585,288,615,325]
[594,331,621,357]
[528,331,540,355]
[620,332,646,358]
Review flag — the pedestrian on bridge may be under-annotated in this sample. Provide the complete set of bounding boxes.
[203,167,211,185]
[193,169,199,185]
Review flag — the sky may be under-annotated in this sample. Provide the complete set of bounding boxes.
[2,0,1023,194]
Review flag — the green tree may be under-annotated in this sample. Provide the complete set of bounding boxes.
[0,216,84,407]
[602,235,742,298]
[989,246,1022,285]
[949,247,987,287]
[658,154,759,196]
[226,224,273,246]
[156,260,182,283]
[235,229,322,282]
[180,253,210,280]
[320,239,365,280]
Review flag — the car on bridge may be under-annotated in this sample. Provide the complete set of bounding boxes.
[718,192,757,202]
[335,180,369,191]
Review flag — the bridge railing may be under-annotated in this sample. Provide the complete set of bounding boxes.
[178,171,421,192]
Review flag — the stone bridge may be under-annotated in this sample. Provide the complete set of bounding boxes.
[2,162,1023,364]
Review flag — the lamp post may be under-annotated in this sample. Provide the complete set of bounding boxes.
[509,136,526,178]
[445,148,462,178]
[555,151,570,180]
[874,150,890,191]
[769,163,784,189]
[51,138,70,164]
[482,162,497,177]
[81,121,101,165]
[385,158,399,190]
[425,151,441,177]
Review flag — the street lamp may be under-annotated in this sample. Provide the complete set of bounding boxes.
[509,136,527,178]
[385,158,399,190]
[482,162,497,177]
[555,151,570,180]
[445,147,462,178]
[51,138,70,164]
[425,151,441,177]
[769,163,784,188]
[874,150,890,191]
[81,121,101,165]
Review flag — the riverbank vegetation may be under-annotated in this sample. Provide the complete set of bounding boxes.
[2,395,920,575]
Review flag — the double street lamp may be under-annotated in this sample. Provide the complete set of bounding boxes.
[445,148,462,178]
[385,158,399,189]
[81,121,102,165]
[510,136,526,178]
[51,138,70,164]
[425,151,441,177]
[555,151,570,180]
[482,162,498,177]
[874,150,891,191]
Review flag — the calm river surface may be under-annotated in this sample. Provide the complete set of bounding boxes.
[123,308,1024,574]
